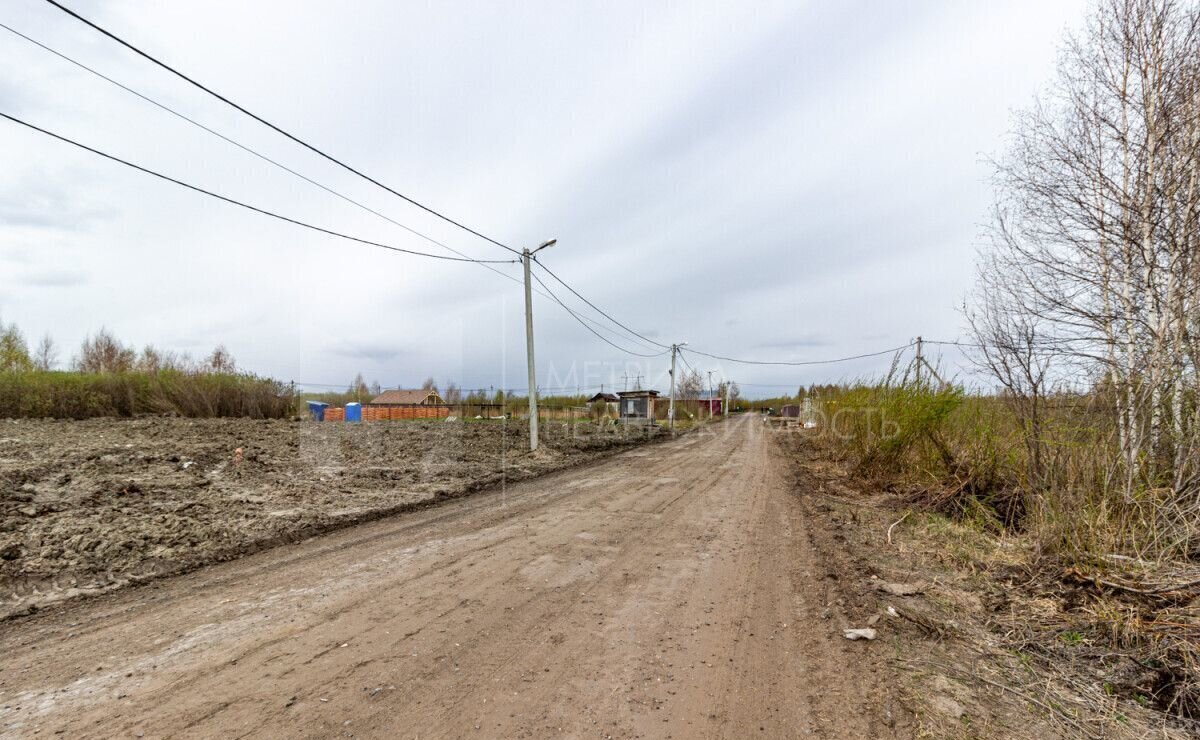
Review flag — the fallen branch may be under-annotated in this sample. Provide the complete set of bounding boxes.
[1063,568,1200,599]
[887,511,911,545]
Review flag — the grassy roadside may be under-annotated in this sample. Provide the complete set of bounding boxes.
[773,425,1200,738]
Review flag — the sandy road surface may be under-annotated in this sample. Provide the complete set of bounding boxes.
[0,415,905,739]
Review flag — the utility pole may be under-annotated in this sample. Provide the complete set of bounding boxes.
[522,238,556,451]
[668,345,677,431]
[724,380,730,417]
[706,370,715,419]
[914,336,924,387]
[668,342,686,431]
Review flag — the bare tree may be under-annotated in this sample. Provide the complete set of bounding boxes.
[206,345,236,374]
[76,328,135,373]
[32,333,56,372]
[137,345,164,373]
[965,252,1055,490]
[421,377,437,392]
[977,0,1200,511]
[349,373,369,401]
[676,369,702,400]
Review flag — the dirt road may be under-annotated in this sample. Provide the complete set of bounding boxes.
[0,415,907,739]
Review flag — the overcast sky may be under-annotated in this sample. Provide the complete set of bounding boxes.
[1,0,1089,397]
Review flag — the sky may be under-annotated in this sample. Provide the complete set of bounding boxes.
[0,0,1090,398]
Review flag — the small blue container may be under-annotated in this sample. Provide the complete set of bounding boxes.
[306,400,329,421]
[344,402,362,422]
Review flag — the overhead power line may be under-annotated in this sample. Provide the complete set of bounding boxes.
[0,22,664,351]
[16,8,937,373]
[0,21,502,267]
[530,248,912,366]
[527,269,670,359]
[0,112,517,265]
[685,342,914,367]
[677,348,697,374]
[533,260,669,350]
[43,0,520,257]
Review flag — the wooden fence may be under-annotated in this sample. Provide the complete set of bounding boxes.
[319,403,602,423]
[363,405,450,421]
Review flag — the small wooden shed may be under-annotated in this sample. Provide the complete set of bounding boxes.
[617,389,659,424]
[371,389,445,405]
[587,391,620,419]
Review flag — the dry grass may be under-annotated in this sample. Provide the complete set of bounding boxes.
[806,383,1200,723]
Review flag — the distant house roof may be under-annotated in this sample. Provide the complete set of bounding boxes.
[588,392,619,403]
[371,389,444,405]
[617,389,660,398]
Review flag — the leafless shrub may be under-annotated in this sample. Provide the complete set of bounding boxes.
[75,328,135,373]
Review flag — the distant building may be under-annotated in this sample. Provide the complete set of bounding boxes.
[618,389,659,424]
[697,390,723,415]
[370,389,445,405]
[587,391,620,419]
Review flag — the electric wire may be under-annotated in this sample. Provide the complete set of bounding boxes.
[31,6,919,369]
[19,10,936,372]
[0,22,507,267]
[527,269,671,359]
[0,112,517,265]
[533,252,914,365]
[0,21,648,345]
[677,348,697,374]
[532,260,670,350]
[43,0,521,256]
[683,342,914,366]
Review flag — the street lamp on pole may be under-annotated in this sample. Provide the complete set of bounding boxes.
[523,238,556,451]
[668,342,687,432]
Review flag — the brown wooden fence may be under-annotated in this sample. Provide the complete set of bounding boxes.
[363,405,449,421]
[318,403,617,423]
[319,403,506,422]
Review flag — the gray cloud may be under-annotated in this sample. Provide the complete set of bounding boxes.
[752,337,830,351]
[21,269,87,288]
[0,174,117,231]
[0,0,1089,396]
[330,341,404,364]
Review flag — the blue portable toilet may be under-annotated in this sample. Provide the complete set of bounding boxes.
[306,400,329,421]
[344,402,362,422]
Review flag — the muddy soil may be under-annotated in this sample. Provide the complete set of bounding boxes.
[0,417,658,618]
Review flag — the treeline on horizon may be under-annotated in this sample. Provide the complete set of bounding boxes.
[0,319,291,419]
